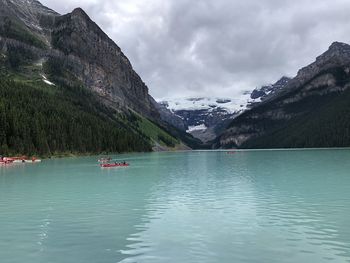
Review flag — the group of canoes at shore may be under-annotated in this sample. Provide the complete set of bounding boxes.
[1,156,128,168]
[0,156,42,165]
[98,157,129,168]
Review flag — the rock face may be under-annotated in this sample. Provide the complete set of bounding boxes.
[294,42,350,86]
[0,0,159,120]
[218,42,350,149]
[153,100,186,131]
[250,76,290,101]
[0,0,58,44]
[50,8,159,119]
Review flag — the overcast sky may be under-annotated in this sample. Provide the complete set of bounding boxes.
[40,0,350,99]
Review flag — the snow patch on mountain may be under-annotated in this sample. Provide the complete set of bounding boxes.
[187,124,207,133]
[41,74,55,86]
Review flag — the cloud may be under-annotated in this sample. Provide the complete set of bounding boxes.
[40,0,350,99]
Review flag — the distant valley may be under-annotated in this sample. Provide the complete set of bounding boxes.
[157,76,291,142]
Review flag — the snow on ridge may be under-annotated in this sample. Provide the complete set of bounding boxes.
[159,94,254,114]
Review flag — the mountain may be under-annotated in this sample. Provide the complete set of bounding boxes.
[217,42,350,149]
[0,0,196,155]
[0,1,156,116]
[158,97,248,142]
[158,77,290,142]
[49,7,161,119]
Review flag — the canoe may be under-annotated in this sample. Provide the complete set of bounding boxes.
[11,159,41,163]
[12,160,26,163]
[100,163,129,168]
[24,159,42,163]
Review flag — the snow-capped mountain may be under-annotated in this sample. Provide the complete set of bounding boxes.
[157,77,291,142]
[158,97,250,142]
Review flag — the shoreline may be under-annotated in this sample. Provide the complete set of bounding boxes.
[3,146,350,161]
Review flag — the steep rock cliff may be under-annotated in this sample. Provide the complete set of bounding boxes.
[50,8,159,119]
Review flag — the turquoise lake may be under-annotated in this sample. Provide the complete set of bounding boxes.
[1,149,350,263]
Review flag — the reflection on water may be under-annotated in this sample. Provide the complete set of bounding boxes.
[1,150,350,263]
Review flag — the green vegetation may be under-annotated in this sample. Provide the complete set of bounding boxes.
[3,45,39,70]
[122,111,179,147]
[136,116,178,147]
[121,111,206,149]
[0,17,46,48]
[161,124,205,149]
[0,78,153,156]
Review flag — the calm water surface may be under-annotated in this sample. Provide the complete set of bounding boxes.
[1,150,350,263]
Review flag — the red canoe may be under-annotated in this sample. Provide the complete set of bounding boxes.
[100,163,129,168]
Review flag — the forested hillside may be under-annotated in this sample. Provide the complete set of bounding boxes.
[238,83,350,148]
[0,78,154,156]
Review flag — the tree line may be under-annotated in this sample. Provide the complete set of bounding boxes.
[0,78,152,156]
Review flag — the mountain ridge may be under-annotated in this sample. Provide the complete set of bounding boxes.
[217,41,350,149]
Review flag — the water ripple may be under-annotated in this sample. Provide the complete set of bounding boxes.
[1,150,350,262]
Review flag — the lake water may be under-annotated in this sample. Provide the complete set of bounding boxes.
[1,150,350,263]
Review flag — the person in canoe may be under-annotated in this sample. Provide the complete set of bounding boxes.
[112,161,127,166]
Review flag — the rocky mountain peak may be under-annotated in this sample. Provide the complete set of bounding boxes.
[45,4,159,119]
[294,41,350,86]
[56,7,117,52]
[328,41,350,51]
[71,7,90,20]
[315,41,350,62]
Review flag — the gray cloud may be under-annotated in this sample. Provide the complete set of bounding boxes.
[40,0,350,99]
